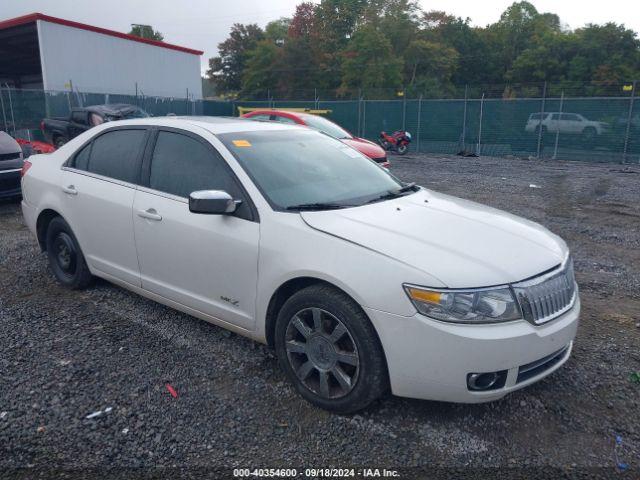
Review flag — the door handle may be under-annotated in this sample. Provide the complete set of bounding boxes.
[62,185,77,195]
[137,208,162,221]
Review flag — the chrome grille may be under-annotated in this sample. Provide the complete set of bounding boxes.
[513,258,577,325]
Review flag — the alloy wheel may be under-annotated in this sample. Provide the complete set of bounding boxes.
[284,307,360,399]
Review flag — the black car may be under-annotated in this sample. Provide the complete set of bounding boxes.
[41,104,149,148]
[0,131,23,199]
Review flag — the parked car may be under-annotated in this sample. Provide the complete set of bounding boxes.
[525,112,609,141]
[0,131,24,199]
[16,138,56,156]
[42,104,149,148]
[242,109,389,167]
[22,117,580,413]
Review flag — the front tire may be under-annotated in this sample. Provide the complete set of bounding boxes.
[397,143,409,155]
[275,284,388,413]
[45,217,94,289]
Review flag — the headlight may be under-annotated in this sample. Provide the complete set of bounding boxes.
[403,285,522,324]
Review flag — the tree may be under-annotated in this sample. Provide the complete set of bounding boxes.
[314,0,369,90]
[129,24,164,41]
[265,17,291,44]
[405,40,458,89]
[421,11,491,85]
[206,0,640,98]
[341,26,402,95]
[241,40,280,99]
[364,0,420,55]
[487,1,561,77]
[569,23,640,83]
[507,31,572,83]
[289,2,316,38]
[207,24,264,94]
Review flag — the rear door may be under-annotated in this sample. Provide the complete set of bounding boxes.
[132,127,260,330]
[60,127,148,286]
[548,113,561,133]
[561,114,581,134]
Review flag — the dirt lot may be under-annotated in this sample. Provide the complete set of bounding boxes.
[1,153,639,477]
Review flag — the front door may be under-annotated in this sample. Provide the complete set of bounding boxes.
[132,128,260,330]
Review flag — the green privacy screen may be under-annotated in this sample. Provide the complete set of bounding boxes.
[2,87,637,163]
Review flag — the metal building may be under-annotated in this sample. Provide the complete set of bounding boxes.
[0,13,203,98]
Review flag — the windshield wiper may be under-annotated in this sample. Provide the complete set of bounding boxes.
[396,182,418,193]
[365,183,419,204]
[286,202,355,211]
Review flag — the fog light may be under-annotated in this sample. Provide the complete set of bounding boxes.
[467,370,508,391]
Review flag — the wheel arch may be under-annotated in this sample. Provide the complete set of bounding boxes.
[264,276,382,352]
[36,208,63,251]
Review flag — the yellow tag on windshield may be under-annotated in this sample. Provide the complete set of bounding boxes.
[233,140,252,147]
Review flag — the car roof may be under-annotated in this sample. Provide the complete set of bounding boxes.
[246,109,303,119]
[100,116,303,134]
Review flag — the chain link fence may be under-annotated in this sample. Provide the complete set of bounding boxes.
[2,82,638,163]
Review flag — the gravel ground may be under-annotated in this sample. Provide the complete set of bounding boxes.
[0,153,639,477]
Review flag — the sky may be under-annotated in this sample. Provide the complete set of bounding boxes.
[2,0,640,74]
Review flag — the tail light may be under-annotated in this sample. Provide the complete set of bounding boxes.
[21,160,32,177]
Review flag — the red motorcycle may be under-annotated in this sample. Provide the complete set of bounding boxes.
[378,130,412,155]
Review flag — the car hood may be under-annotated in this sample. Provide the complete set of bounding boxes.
[300,189,567,288]
[0,131,21,155]
[341,137,386,159]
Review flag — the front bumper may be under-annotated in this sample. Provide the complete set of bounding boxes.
[364,296,580,403]
[0,168,22,199]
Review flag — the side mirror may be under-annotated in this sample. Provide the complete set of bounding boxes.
[189,190,240,215]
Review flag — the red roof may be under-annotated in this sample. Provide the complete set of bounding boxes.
[0,12,203,56]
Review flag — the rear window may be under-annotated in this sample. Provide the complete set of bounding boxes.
[84,129,146,183]
[73,144,91,170]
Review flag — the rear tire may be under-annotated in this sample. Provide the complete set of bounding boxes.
[397,144,408,155]
[275,284,388,413]
[45,217,94,289]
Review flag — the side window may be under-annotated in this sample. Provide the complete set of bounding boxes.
[85,129,146,183]
[73,143,91,170]
[273,115,297,124]
[249,114,271,121]
[149,131,251,220]
[71,111,87,125]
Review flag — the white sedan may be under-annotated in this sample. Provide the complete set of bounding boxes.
[21,117,580,413]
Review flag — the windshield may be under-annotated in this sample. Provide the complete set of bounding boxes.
[299,114,352,139]
[219,129,403,210]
